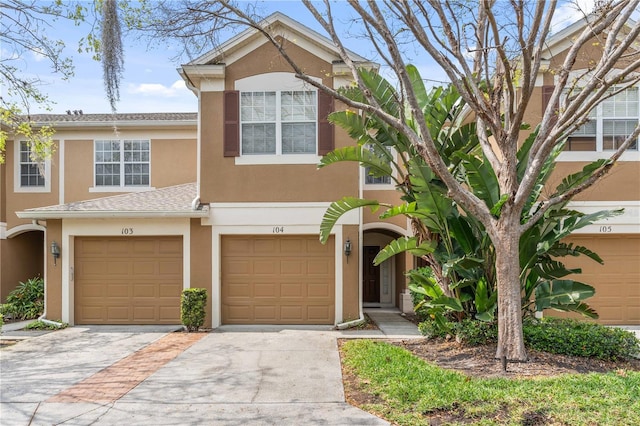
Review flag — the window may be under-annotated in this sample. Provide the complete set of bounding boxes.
[364,145,393,186]
[19,141,45,187]
[567,87,639,152]
[95,140,150,187]
[240,90,317,155]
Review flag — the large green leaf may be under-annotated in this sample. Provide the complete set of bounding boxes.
[545,302,599,319]
[534,280,596,311]
[320,197,380,243]
[373,237,437,265]
[553,158,611,196]
[318,146,393,177]
[455,152,500,209]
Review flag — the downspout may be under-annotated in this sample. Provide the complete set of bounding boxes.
[335,162,366,330]
[33,220,64,328]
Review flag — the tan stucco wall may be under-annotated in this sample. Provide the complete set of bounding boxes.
[64,138,197,203]
[342,224,360,322]
[199,41,359,204]
[362,189,407,229]
[190,219,212,328]
[0,231,44,302]
[44,219,63,321]
[151,139,197,188]
[64,139,94,203]
[548,162,640,201]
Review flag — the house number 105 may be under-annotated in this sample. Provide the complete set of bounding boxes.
[121,227,134,235]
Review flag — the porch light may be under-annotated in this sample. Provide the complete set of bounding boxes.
[344,238,352,258]
[51,241,60,266]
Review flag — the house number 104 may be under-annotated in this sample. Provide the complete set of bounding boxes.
[273,226,284,234]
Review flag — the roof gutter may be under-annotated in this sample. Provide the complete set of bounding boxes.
[16,210,210,220]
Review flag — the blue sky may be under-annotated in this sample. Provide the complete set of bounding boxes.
[4,0,603,115]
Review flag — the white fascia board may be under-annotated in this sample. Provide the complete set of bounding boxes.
[16,210,209,220]
[206,202,359,227]
[0,222,6,239]
[567,201,640,234]
[189,12,370,67]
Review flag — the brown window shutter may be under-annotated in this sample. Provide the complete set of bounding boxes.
[541,85,558,124]
[224,90,240,157]
[317,90,334,155]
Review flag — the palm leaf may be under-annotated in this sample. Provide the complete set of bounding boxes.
[320,197,380,243]
[318,146,393,177]
[373,237,437,265]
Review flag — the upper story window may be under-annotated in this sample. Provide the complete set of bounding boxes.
[94,140,150,187]
[364,144,393,187]
[19,141,45,187]
[241,90,317,155]
[227,72,333,165]
[14,140,51,193]
[567,86,639,152]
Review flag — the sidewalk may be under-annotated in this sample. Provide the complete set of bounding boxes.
[337,308,423,339]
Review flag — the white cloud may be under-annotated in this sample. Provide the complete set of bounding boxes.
[551,0,596,33]
[31,48,47,62]
[127,79,188,97]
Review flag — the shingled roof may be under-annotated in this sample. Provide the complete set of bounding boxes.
[16,183,207,219]
[20,112,197,127]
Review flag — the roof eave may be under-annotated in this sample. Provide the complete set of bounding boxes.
[16,210,210,220]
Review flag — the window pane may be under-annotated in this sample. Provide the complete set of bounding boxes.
[242,123,276,154]
[282,123,316,154]
[241,92,276,122]
[281,91,316,121]
[603,119,638,150]
[19,141,45,187]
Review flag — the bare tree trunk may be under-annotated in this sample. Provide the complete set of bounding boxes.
[494,215,527,362]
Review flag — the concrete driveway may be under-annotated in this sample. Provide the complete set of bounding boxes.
[0,326,388,425]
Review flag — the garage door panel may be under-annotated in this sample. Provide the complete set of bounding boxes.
[255,283,278,297]
[555,235,640,325]
[280,306,303,321]
[255,239,277,254]
[222,235,334,325]
[308,260,331,275]
[281,260,304,275]
[307,305,332,321]
[254,260,277,274]
[159,261,182,275]
[75,236,182,325]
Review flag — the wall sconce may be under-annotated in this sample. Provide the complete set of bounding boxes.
[51,241,60,266]
[344,238,352,261]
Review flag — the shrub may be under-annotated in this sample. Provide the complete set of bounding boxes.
[523,318,640,360]
[418,319,450,339]
[181,288,207,332]
[24,320,68,330]
[4,277,44,320]
[453,319,498,346]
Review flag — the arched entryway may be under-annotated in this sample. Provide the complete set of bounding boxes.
[1,226,45,300]
[362,226,409,309]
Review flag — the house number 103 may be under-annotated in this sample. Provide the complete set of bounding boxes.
[121,227,134,235]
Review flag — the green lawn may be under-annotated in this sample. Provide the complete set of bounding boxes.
[341,339,640,425]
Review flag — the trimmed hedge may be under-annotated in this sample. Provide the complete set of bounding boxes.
[523,318,639,360]
[181,288,207,332]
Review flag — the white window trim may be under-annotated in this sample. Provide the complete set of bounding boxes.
[234,72,322,166]
[561,77,639,161]
[362,145,397,191]
[91,139,152,191]
[14,140,51,193]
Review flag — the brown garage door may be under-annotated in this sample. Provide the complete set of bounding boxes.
[560,235,640,325]
[222,235,335,325]
[75,236,183,325]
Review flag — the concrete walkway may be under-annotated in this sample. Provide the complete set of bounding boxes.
[1,318,407,425]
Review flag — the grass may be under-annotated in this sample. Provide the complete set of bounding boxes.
[341,339,640,425]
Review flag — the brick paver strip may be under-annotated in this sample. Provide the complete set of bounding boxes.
[48,332,205,403]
